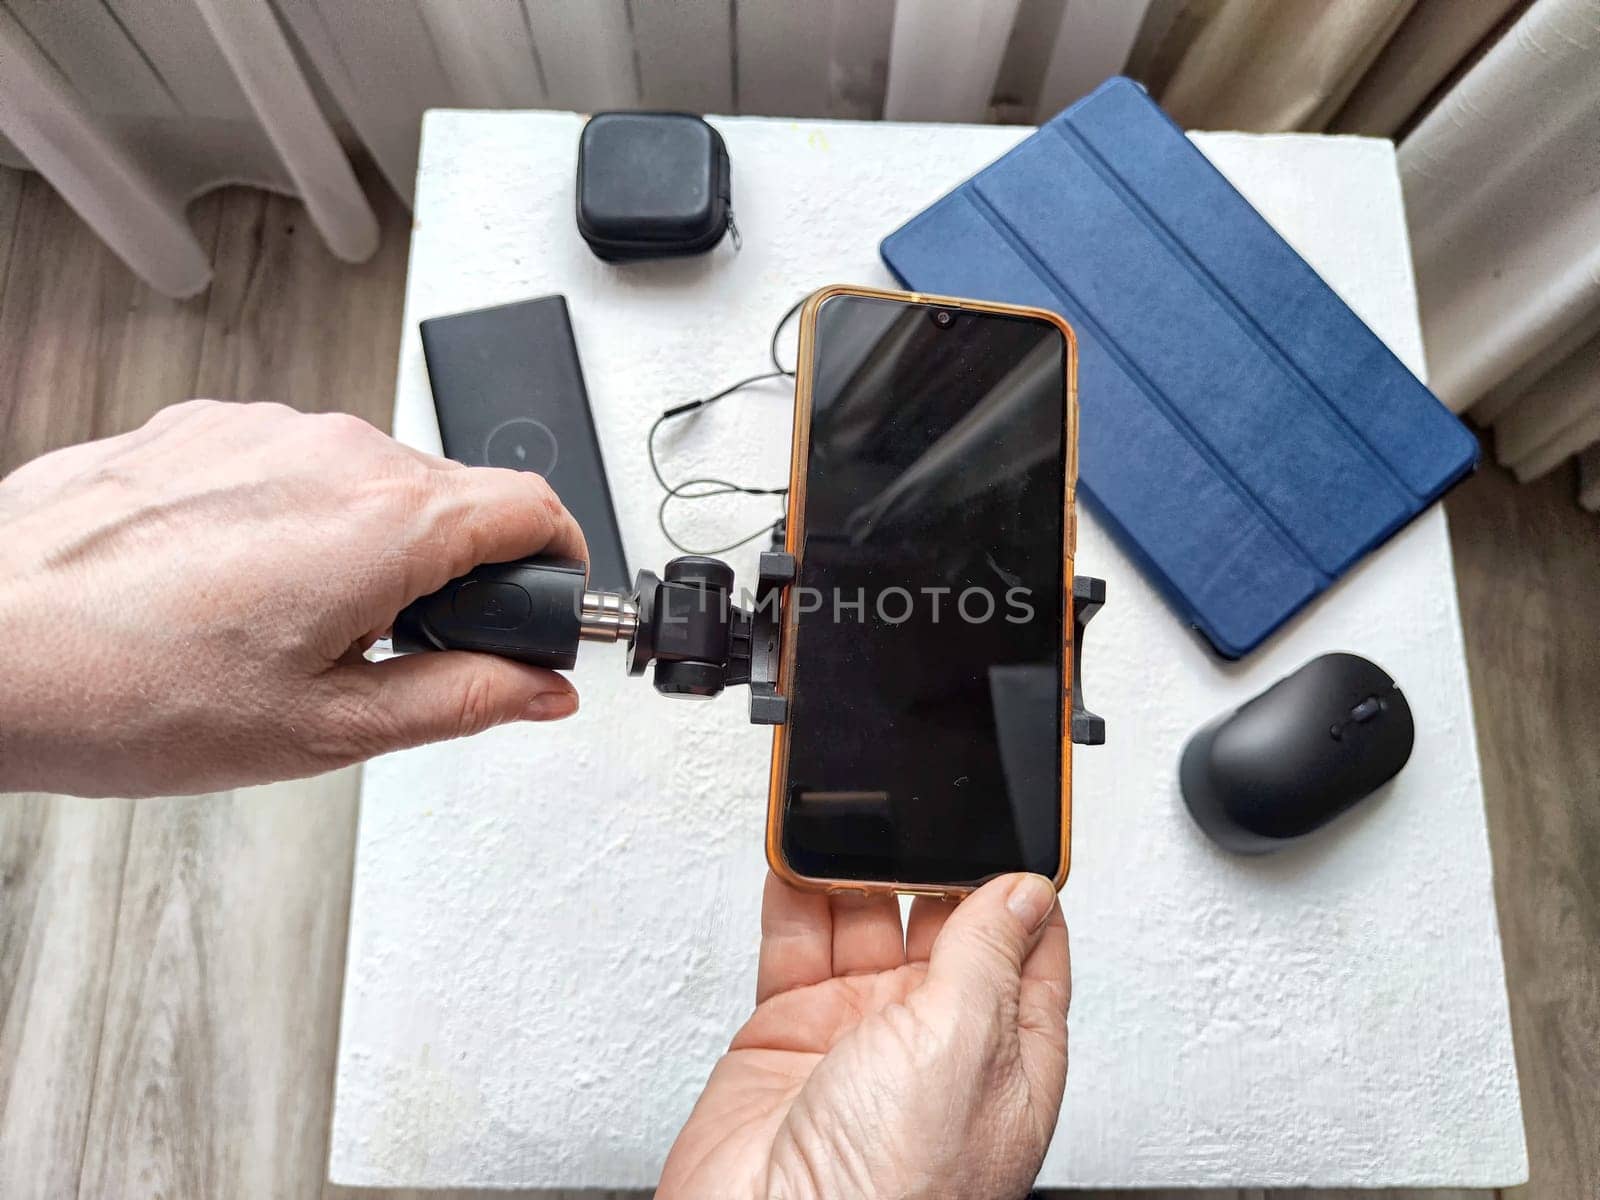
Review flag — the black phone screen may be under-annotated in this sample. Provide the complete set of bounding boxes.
[780,293,1070,888]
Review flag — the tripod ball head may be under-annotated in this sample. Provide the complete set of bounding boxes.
[628,555,739,699]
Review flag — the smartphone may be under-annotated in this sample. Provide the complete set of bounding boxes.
[766,285,1079,897]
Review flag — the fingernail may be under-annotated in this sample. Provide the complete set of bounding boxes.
[525,691,578,721]
[1005,874,1056,932]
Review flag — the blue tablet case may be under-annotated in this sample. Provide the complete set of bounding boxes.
[880,77,1477,658]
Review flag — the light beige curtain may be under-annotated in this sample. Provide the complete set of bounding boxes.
[1137,0,1600,507]
[1402,0,1600,488]
[0,0,378,297]
[1152,0,1421,132]
[1134,0,1529,135]
[1331,0,1525,135]
[3,0,1595,503]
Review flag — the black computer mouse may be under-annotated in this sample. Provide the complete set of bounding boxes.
[1180,653,1414,853]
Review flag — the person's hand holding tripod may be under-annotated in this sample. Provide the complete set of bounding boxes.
[0,399,586,797]
[0,401,1071,1198]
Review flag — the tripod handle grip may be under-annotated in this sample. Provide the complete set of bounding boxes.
[392,556,588,670]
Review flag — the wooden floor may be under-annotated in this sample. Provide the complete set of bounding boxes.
[0,165,1594,1200]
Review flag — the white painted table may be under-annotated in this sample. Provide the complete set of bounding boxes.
[329,113,1526,1190]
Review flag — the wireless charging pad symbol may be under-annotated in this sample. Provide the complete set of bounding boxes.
[483,418,559,476]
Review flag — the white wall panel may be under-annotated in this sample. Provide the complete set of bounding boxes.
[520,0,639,113]
[271,0,454,203]
[883,0,1022,122]
[103,0,255,117]
[416,0,547,108]
[0,6,209,294]
[825,0,896,118]
[631,0,733,113]
[5,0,178,116]
[1035,0,1154,118]
[734,0,831,115]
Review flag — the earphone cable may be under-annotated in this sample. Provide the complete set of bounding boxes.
[646,297,805,554]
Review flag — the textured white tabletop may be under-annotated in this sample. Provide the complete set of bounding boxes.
[329,112,1525,1190]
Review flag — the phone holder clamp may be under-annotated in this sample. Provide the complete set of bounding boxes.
[618,550,793,724]
[1070,574,1106,746]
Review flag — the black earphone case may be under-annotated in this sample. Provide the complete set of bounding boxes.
[576,111,734,262]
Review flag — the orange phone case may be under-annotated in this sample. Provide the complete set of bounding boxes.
[765,284,1080,900]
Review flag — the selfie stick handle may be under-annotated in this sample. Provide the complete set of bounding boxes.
[392,552,795,724]
[392,557,629,671]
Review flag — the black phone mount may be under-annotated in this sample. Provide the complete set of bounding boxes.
[393,552,1106,743]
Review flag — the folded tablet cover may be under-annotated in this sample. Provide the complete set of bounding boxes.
[880,77,1477,658]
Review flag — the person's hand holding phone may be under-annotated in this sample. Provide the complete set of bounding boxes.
[659,871,1070,1199]
[0,399,587,798]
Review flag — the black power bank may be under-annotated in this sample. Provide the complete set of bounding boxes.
[419,295,630,591]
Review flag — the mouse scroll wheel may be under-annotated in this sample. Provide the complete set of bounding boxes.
[1349,696,1383,723]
